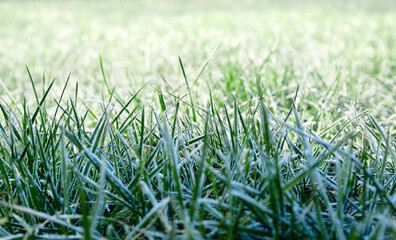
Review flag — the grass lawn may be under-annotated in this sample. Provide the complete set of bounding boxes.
[0,0,395,239]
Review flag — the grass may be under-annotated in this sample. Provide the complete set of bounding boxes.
[0,0,396,239]
[0,66,395,239]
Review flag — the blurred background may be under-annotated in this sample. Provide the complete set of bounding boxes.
[0,0,395,125]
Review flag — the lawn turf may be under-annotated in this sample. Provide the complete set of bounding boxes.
[0,0,395,239]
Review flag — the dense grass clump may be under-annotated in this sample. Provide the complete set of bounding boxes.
[0,65,395,239]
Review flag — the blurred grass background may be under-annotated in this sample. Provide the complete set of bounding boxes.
[0,0,395,125]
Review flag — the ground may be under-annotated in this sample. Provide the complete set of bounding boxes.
[0,0,395,239]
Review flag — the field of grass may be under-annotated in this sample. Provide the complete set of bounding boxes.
[0,0,395,239]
